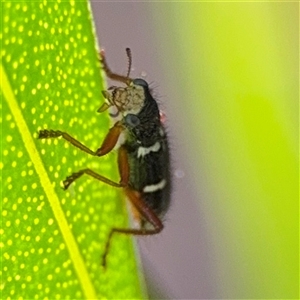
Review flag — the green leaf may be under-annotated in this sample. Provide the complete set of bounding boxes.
[1,1,145,299]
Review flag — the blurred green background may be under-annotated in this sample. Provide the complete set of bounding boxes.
[92,2,298,298]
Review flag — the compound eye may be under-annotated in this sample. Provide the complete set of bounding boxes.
[133,78,148,88]
[125,114,140,127]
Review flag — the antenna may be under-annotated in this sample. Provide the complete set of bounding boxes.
[100,48,133,85]
[125,47,132,79]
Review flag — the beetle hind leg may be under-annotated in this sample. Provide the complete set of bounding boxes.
[102,187,163,267]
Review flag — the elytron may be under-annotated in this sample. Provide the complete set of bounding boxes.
[38,48,171,266]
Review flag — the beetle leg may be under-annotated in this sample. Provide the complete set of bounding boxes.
[102,187,163,267]
[62,168,123,190]
[118,146,129,186]
[38,129,96,156]
[38,121,124,157]
[63,145,129,189]
[95,121,124,156]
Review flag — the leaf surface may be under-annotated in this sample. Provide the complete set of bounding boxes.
[1,1,144,299]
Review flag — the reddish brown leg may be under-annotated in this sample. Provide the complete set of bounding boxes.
[63,168,124,190]
[39,122,125,189]
[102,187,164,267]
[118,146,129,186]
[38,121,124,157]
[95,121,124,156]
[63,145,129,190]
[38,129,96,156]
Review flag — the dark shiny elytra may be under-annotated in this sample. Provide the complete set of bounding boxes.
[123,80,171,218]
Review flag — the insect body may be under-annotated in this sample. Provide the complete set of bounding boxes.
[38,48,171,267]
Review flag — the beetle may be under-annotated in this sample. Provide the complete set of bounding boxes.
[38,48,171,267]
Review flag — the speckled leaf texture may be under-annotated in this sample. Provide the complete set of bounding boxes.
[1,1,144,299]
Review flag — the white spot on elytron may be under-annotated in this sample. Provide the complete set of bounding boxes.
[137,141,160,158]
[143,179,166,193]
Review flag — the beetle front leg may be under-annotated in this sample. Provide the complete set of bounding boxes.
[38,129,96,156]
[95,121,124,156]
[38,121,124,157]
